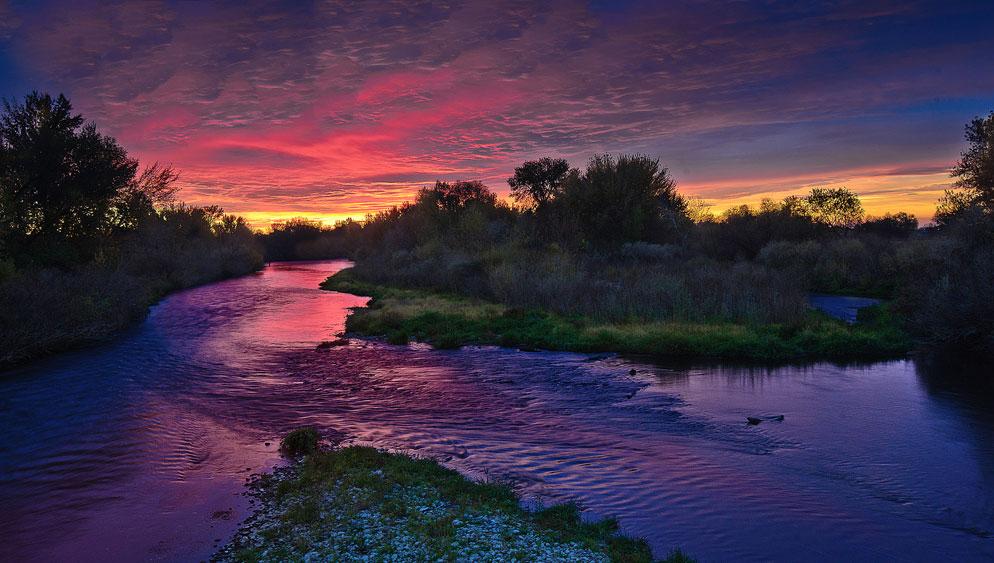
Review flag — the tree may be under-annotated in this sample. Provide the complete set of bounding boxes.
[951,111,994,213]
[131,162,180,205]
[112,163,180,230]
[507,157,572,210]
[805,187,864,228]
[780,195,809,216]
[416,180,498,213]
[562,154,688,245]
[857,212,918,238]
[0,92,139,264]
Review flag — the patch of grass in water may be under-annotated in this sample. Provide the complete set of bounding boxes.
[218,429,688,562]
[321,268,912,362]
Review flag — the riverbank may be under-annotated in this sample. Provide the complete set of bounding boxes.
[217,432,689,562]
[0,257,262,370]
[321,268,911,362]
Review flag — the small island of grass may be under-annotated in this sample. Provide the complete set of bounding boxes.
[217,433,692,562]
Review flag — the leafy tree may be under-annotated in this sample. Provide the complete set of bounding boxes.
[902,113,994,359]
[112,163,180,230]
[933,189,976,227]
[780,195,809,216]
[260,217,326,260]
[562,154,687,245]
[857,212,918,238]
[416,180,498,214]
[804,187,864,228]
[0,92,138,265]
[951,111,994,213]
[694,198,823,259]
[507,157,572,210]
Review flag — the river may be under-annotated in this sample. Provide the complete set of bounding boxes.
[1,260,992,562]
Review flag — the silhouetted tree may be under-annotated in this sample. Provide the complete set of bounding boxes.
[0,92,138,265]
[934,189,977,227]
[0,91,263,366]
[417,180,498,213]
[694,198,823,259]
[507,157,572,210]
[112,163,180,230]
[933,112,994,230]
[952,111,994,213]
[562,154,687,246]
[857,212,918,238]
[131,163,180,205]
[898,112,994,359]
[805,187,864,228]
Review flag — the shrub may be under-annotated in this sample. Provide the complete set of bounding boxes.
[898,224,994,357]
[279,427,321,458]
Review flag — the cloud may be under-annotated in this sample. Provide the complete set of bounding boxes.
[2,0,992,223]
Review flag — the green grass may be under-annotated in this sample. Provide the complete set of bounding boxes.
[321,268,912,362]
[220,431,690,562]
[279,427,320,457]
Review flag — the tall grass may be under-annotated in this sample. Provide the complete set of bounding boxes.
[351,244,809,325]
[323,269,912,361]
[0,207,263,368]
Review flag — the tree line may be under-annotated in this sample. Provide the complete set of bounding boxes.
[0,92,263,367]
[265,112,994,361]
[3,89,990,365]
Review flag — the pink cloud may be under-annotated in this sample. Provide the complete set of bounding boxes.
[2,0,991,226]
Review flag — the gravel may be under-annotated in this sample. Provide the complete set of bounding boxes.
[214,465,611,563]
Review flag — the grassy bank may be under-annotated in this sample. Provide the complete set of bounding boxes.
[217,435,691,562]
[0,225,263,370]
[322,268,911,362]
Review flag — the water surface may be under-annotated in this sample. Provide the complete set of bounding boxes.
[809,293,882,323]
[2,260,992,561]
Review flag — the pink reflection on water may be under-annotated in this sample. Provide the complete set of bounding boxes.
[42,409,278,563]
[3,260,994,562]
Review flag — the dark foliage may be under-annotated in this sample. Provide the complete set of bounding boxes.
[280,427,321,457]
[419,180,498,214]
[507,157,572,210]
[951,111,994,213]
[856,212,918,238]
[805,187,864,228]
[898,220,994,357]
[258,217,361,262]
[561,154,688,246]
[0,92,262,368]
[304,128,994,364]
[0,92,139,266]
[692,198,828,260]
[891,112,994,358]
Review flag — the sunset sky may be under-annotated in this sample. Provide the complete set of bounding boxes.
[2,1,993,227]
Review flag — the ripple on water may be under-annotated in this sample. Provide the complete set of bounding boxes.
[1,260,993,562]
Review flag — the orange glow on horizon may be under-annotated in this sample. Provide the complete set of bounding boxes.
[240,211,365,231]
[690,169,952,223]
[231,167,952,231]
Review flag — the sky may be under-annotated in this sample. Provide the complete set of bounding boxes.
[2,0,993,227]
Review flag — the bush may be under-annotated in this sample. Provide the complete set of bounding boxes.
[0,267,151,366]
[279,427,321,458]
[0,92,264,368]
[0,205,262,368]
[898,224,994,356]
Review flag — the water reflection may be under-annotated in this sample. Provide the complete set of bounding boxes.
[1,261,992,562]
